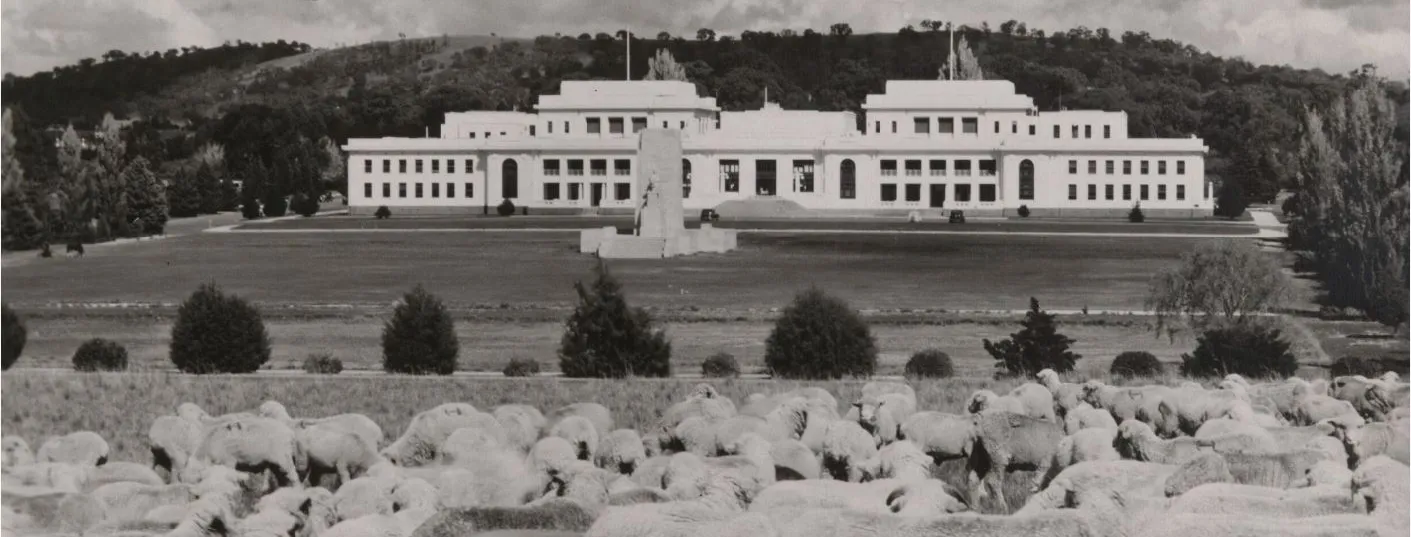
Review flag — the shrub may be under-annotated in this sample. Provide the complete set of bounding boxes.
[240,189,262,219]
[1128,204,1145,223]
[3,186,46,250]
[220,180,241,212]
[169,283,271,374]
[374,206,392,219]
[3,304,26,370]
[72,338,128,372]
[1214,180,1248,219]
[502,358,540,377]
[383,285,459,375]
[167,175,204,218]
[559,262,672,378]
[291,193,320,217]
[701,352,741,378]
[765,286,877,379]
[1179,323,1297,379]
[263,194,289,217]
[497,199,516,217]
[1330,356,1410,379]
[1110,351,1163,378]
[983,298,1082,377]
[1017,205,1030,218]
[302,353,343,374]
[905,349,954,379]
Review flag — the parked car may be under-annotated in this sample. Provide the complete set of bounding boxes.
[700,209,720,222]
[948,210,966,224]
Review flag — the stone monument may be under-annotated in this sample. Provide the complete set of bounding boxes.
[583,129,737,259]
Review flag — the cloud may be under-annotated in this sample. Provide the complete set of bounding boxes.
[3,0,1407,79]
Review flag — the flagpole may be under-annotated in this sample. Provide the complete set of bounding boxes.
[626,30,631,81]
[948,23,955,80]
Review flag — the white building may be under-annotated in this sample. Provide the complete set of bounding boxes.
[343,79,1212,218]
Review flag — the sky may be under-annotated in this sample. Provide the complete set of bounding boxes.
[3,0,1408,79]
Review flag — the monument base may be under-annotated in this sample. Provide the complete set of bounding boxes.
[585,224,738,259]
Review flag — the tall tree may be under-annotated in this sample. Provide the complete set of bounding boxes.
[643,49,690,81]
[93,113,130,239]
[55,125,95,239]
[319,137,345,196]
[121,156,167,235]
[982,298,1081,376]
[943,37,985,80]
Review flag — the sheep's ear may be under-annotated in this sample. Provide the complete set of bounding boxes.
[298,497,312,516]
[208,513,230,536]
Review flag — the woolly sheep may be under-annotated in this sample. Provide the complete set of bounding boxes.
[180,416,300,487]
[410,499,599,537]
[36,431,109,466]
[850,392,917,446]
[750,478,969,516]
[548,415,600,461]
[160,498,233,537]
[1167,481,1364,517]
[545,402,614,440]
[437,430,543,508]
[537,460,615,510]
[769,438,820,481]
[85,461,166,490]
[595,429,646,475]
[236,503,309,537]
[1291,383,1361,426]
[89,481,197,524]
[967,411,1064,511]
[819,419,878,482]
[320,506,437,537]
[329,475,398,522]
[855,440,933,482]
[1017,460,1179,513]
[713,397,812,453]
[1156,385,1250,437]
[1037,368,1085,419]
[1064,402,1119,434]
[4,436,34,469]
[1115,420,1203,464]
[584,469,772,537]
[628,455,671,490]
[381,403,502,467]
[528,436,579,479]
[391,478,441,511]
[1053,427,1121,470]
[258,401,385,450]
[762,488,1133,537]
[1332,421,1410,466]
[1165,448,1339,493]
[295,425,379,490]
[966,386,1055,423]
[658,384,738,435]
[493,404,547,454]
[743,387,838,419]
[149,415,205,482]
[897,411,974,465]
[1331,376,1410,421]
[6,462,92,492]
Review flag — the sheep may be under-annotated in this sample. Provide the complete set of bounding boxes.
[1167,481,1364,517]
[628,455,671,490]
[1351,456,1410,532]
[710,397,812,454]
[858,381,916,407]
[1330,421,1411,466]
[1291,382,1361,425]
[87,481,197,524]
[258,401,385,449]
[819,419,878,482]
[158,497,233,537]
[537,460,615,510]
[409,499,599,537]
[381,403,502,467]
[967,411,1065,512]
[149,415,205,482]
[897,411,974,465]
[1163,448,1339,493]
[1114,420,1202,464]
[5,461,92,492]
[528,436,579,479]
[657,384,738,436]
[583,469,771,537]
[1053,427,1121,470]
[36,431,109,466]
[436,429,544,508]
[236,498,312,537]
[595,429,646,475]
[769,438,820,480]
[179,416,300,488]
[4,436,34,469]
[1037,368,1085,419]
[1331,375,1410,421]
[85,461,166,490]
[855,440,933,482]
[761,488,1134,537]
[849,391,916,446]
[493,404,547,454]
[295,425,379,490]
[1064,402,1119,434]
[1081,380,1172,426]
[750,478,970,516]
[329,475,398,522]
[545,402,614,440]
[967,385,1055,423]
[742,387,837,419]
[1017,460,1180,513]
[320,506,437,537]
[548,415,600,461]
[1156,385,1250,437]
[1190,419,1280,454]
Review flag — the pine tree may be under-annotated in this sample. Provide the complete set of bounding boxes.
[644,49,690,81]
[983,297,1081,376]
[122,157,167,234]
[764,286,877,379]
[2,185,46,250]
[559,262,671,378]
[957,37,985,80]
[196,162,223,214]
[382,284,459,375]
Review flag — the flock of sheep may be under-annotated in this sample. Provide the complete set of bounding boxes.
[2,369,1408,537]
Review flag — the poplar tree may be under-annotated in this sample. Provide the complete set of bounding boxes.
[644,49,690,81]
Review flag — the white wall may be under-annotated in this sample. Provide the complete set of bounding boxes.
[349,153,484,208]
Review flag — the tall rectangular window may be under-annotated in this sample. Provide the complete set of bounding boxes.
[415,160,423,173]
[1105,160,1114,174]
[720,160,740,192]
[382,183,390,197]
[398,159,407,173]
[961,118,978,134]
[938,118,955,134]
[529,126,536,136]
[1011,121,1018,134]
[587,118,601,134]
[792,160,815,192]
[398,183,406,198]
[548,122,554,134]
[590,159,607,176]
[881,184,897,202]
[905,160,922,177]
[1140,184,1150,200]
[979,184,996,202]
[1158,161,1167,175]
[881,160,897,176]
[1177,185,1186,200]
[891,121,897,133]
[1123,160,1132,175]
[1158,184,1167,200]
[431,160,440,174]
[1068,184,1077,200]
[615,183,631,200]
[447,183,455,198]
[608,118,624,134]
[929,159,946,176]
[568,159,584,176]
[875,121,881,134]
[1088,160,1097,174]
[364,183,372,198]
[447,159,455,174]
[568,183,581,201]
[1084,125,1092,139]
[1053,125,1061,138]
[614,159,631,176]
[631,117,647,133]
[1029,125,1036,136]
[755,159,777,195]
[1088,184,1097,200]
[544,160,560,176]
[364,160,373,173]
[905,184,921,202]
[431,183,440,198]
[1105,184,1114,200]
[1072,125,1079,138]
[1069,160,1078,174]
[1103,125,1111,139]
[1177,161,1186,175]
[1123,184,1132,200]
[543,183,560,200]
[465,159,475,173]
[564,121,570,134]
[383,159,391,173]
[994,121,1000,133]
[1140,160,1150,175]
[955,184,972,202]
[464,183,473,198]
[914,117,930,134]
[415,183,423,198]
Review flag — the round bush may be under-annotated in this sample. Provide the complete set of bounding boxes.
[1179,323,1296,379]
[383,284,459,375]
[765,287,877,379]
[170,283,271,374]
[303,353,343,374]
[497,199,516,217]
[1330,356,1410,379]
[503,358,540,377]
[905,349,954,379]
[291,193,320,217]
[2,304,25,370]
[73,338,128,372]
[1110,351,1163,378]
[1017,205,1031,218]
[263,195,289,217]
[374,206,392,219]
[1128,205,1146,223]
[701,352,741,378]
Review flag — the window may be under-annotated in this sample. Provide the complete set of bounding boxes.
[755,160,777,195]
[1069,160,1078,174]
[881,184,897,202]
[840,159,856,199]
[469,133,476,139]
[874,121,881,134]
[905,160,922,176]
[415,160,423,173]
[938,118,955,134]
[994,121,1000,133]
[447,159,455,174]
[662,121,668,128]
[1204,181,1210,198]
[680,121,686,129]
[1177,185,1186,200]
[382,183,390,197]
[905,184,921,202]
[1068,184,1077,200]
[364,183,372,198]
[961,118,978,134]
[464,183,473,198]
[431,160,440,174]
[447,183,455,198]
[720,160,740,192]
[1158,161,1167,175]
[564,121,570,134]
[1084,125,1092,139]
[1158,184,1167,200]
[502,160,519,198]
[529,126,536,136]
[1122,184,1132,200]
[1088,184,1097,200]
[1122,160,1132,175]
[792,160,815,192]
[615,183,631,200]
[978,160,996,176]
[1105,184,1114,200]
[465,159,475,173]
[881,160,897,176]
[1140,184,1149,200]
[590,159,607,176]
[1177,161,1186,175]
[364,160,373,173]
[955,184,972,202]
[1105,160,1114,174]
[914,117,930,134]
[1140,160,1150,175]
[431,183,440,198]
[398,159,407,173]
[979,184,996,202]
[955,160,972,176]
[568,183,580,200]
[548,122,554,134]
[1012,121,1018,134]
[1103,125,1111,139]
[929,159,946,176]
[587,118,601,134]
[567,159,584,176]
[1072,125,1079,138]
[415,183,424,198]
[682,159,692,198]
[398,183,406,198]
[608,118,624,134]
[383,159,391,173]
[631,117,647,133]
[1019,160,1035,200]
[891,121,897,133]
[544,160,560,176]
[1088,160,1097,174]
[614,159,631,176]
[1029,125,1036,136]
[1053,125,1061,138]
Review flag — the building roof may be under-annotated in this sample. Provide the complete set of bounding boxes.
[536,80,719,112]
[862,80,1035,111]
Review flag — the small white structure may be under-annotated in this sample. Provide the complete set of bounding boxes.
[344,79,1211,218]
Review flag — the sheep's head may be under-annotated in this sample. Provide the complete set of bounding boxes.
[887,479,970,516]
[1351,456,1409,514]
[1163,453,1232,497]
[1364,384,1396,417]
[768,398,811,439]
[2,436,33,468]
[966,390,996,414]
[1379,372,1401,383]
[390,478,440,512]
[1296,460,1353,489]
[1153,401,1181,438]
[258,401,291,421]
[689,383,719,400]
[723,433,772,461]
[177,402,211,422]
[1035,369,1060,389]
[1222,373,1249,387]
[1080,381,1106,406]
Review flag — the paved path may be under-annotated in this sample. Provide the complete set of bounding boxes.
[1,212,246,268]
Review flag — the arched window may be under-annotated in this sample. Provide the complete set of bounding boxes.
[1018,159,1035,201]
[501,159,519,199]
[682,159,692,198]
[840,159,856,200]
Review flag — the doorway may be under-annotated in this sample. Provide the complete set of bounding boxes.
[755,160,776,196]
[591,183,604,207]
[929,184,946,208]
